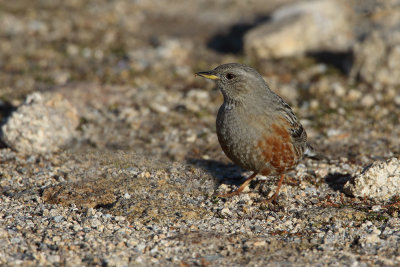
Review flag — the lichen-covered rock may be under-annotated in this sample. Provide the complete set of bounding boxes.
[244,0,354,59]
[0,92,79,154]
[344,158,400,201]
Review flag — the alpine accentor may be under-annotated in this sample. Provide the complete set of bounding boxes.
[196,63,311,202]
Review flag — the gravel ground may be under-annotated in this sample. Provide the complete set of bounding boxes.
[1,0,400,266]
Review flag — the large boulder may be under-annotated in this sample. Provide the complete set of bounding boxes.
[244,0,354,59]
[1,92,79,154]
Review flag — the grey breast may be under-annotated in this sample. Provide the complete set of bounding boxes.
[216,103,267,172]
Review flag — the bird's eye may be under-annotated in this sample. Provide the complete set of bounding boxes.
[226,73,235,80]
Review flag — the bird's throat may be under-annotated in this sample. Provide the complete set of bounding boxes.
[223,98,241,110]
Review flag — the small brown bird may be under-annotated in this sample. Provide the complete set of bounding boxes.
[196,63,311,203]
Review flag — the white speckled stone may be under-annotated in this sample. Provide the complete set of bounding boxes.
[344,158,400,201]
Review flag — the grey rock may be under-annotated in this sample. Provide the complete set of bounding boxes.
[0,92,79,155]
[350,0,400,86]
[90,218,102,228]
[344,158,400,201]
[53,216,64,223]
[351,29,400,86]
[244,0,354,59]
[10,238,21,244]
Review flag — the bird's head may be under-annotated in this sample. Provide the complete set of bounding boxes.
[195,63,270,104]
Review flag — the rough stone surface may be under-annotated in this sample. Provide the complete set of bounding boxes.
[244,0,354,59]
[0,92,79,154]
[344,158,400,201]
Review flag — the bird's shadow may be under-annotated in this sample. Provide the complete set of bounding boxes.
[0,100,17,149]
[186,157,247,187]
[188,155,358,196]
[324,172,352,192]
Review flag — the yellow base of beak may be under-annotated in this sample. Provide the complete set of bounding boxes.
[195,72,219,80]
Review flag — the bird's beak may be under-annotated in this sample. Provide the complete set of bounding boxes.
[195,71,219,80]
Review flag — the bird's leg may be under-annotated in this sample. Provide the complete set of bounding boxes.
[218,172,257,198]
[264,174,285,204]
